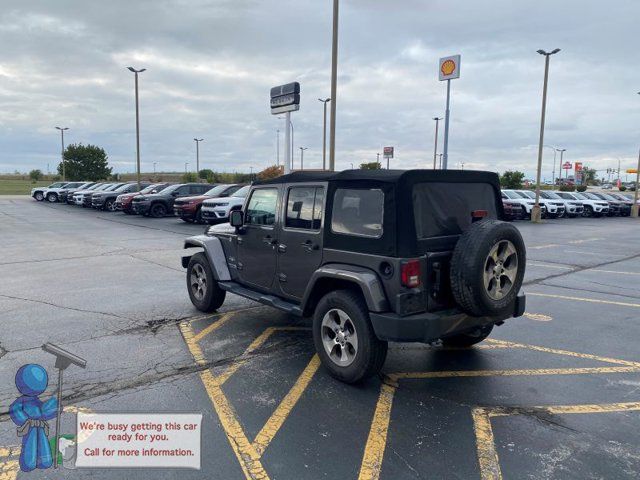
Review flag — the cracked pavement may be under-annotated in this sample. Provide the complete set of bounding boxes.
[1,196,639,479]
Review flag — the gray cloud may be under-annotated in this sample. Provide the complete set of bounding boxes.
[1,0,639,179]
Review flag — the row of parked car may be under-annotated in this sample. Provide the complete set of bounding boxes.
[30,180,250,223]
[501,189,637,220]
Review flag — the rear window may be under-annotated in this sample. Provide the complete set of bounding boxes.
[413,182,497,239]
[331,189,383,238]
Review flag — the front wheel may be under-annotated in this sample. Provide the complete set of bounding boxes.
[442,324,493,347]
[34,192,44,201]
[313,290,387,384]
[186,253,226,312]
[583,206,593,217]
[105,199,116,212]
[149,203,167,218]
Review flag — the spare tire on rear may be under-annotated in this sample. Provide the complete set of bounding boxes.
[450,219,525,317]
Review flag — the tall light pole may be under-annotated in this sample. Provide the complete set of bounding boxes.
[185,162,189,174]
[299,147,308,170]
[153,162,157,174]
[532,48,560,223]
[543,145,556,183]
[432,117,443,169]
[633,92,640,218]
[438,153,443,169]
[318,98,331,170]
[276,129,280,167]
[194,138,203,177]
[328,0,339,171]
[127,67,146,190]
[55,127,69,181]
[556,148,566,181]
[376,153,380,166]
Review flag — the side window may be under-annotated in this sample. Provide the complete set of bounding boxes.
[285,187,324,230]
[245,188,278,226]
[331,189,384,238]
[195,185,208,194]
[175,186,189,196]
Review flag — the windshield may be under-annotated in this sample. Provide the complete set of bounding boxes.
[112,184,132,193]
[87,184,102,190]
[514,191,532,199]
[205,185,230,196]
[140,184,160,194]
[105,184,123,191]
[572,192,587,200]
[541,191,560,199]
[161,184,181,194]
[233,186,250,197]
[583,193,601,200]
[502,191,520,199]
[48,182,66,188]
[556,192,575,200]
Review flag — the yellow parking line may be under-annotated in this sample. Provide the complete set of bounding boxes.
[358,380,397,480]
[180,321,270,479]
[253,355,321,456]
[473,401,640,480]
[489,339,640,369]
[528,292,640,308]
[192,312,233,343]
[471,408,501,480]
[389,366,639,381]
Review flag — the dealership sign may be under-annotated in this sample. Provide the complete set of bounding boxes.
[270,82,300,115]
[562,162,572,170]
[574,162,583,171]
[439,55,461,81]
[383,146,394,159]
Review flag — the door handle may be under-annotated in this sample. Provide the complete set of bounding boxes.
[277,244,287,253]
[263,236,277,245]
[301,241,318,251]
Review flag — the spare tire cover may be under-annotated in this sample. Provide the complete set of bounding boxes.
[450,219,526,317]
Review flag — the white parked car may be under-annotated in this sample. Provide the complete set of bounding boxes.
[42,181,91,203]
[31,182,68,201]
[557,191,609,217]
[542,191,583,217]
[514,190,565,218]
[501,190,546,219]
[200,185,250,224]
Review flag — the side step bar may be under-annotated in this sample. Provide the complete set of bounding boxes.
[218,281,303,316]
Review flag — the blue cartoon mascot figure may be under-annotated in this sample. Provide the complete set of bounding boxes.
[9,364,58,471]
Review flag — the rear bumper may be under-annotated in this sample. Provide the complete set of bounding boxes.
[369,292,526,343]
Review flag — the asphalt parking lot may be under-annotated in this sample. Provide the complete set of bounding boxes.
[1,196,639,479]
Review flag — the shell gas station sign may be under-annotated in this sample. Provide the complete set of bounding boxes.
[439,55,461,81]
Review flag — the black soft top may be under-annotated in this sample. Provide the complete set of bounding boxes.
[256,169,503,256]
[254,169,499,188]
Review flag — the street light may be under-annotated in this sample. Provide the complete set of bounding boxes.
[328,0,339,171]
[194,138,203,178]
[532,48,560,223]
[318,98,331,170]
[299,147,308,170]
[185,162,189,174]
[127,66,146,190]
[276,129,280,167]
[632,93,640,217]
[432,117,443,169]
[376,153,380,165]
[438,153,443,169]
[543,145,556,184]
[55,127,69,181]
[556,148,566,180]
[153,162,157,174]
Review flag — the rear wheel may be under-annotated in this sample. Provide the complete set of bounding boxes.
[46,193,58,203]
[150,203,167,218]
[313,290,387,384]
[194,208,203,224]
[442,324,494,347]
[186,253,226,312]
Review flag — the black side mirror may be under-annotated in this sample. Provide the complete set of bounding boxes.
[230,210,243,227]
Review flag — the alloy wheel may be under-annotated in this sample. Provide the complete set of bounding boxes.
[190,263,207,301]
[483,240,518,300]
[320,308,359,367]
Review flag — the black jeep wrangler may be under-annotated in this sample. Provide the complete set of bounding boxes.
[182,170,526,383]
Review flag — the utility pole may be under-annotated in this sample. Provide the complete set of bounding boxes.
[55,127,68,180]
[432,117,443,169]
[194,138,203,177]
[185,162,189,174]
[299,147,308,170]
[328,0,339,171]
[438,153,443,169]
[532,48,560,223]
[153,162,157,174]
[276,129,280,167]
[633,91,640,217]
[318,98,331,170]
[127,67,146,190]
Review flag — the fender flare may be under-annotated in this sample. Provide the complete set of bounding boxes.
[181,235,231,281]
[301,264,389,314]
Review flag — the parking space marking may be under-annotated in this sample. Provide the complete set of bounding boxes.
[527,262,573,270]
[358,381,396,480]
[523,312,553,321]
[359,339,640,480]
[529,244,560,250]
[591,268,640,276]
[567,237,603,245]
[180,319,318,480]
[472,402,640,480]
[528,292,640,308]
[191,312,234,343]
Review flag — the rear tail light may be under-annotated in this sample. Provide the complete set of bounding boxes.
[401,259,421,288]
[471,209,488,220]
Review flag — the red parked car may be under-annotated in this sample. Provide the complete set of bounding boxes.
[173,184,244,223]
[115,183,172,214]
[502,199,523,221]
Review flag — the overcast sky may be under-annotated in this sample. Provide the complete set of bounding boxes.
[1,0,639,179]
